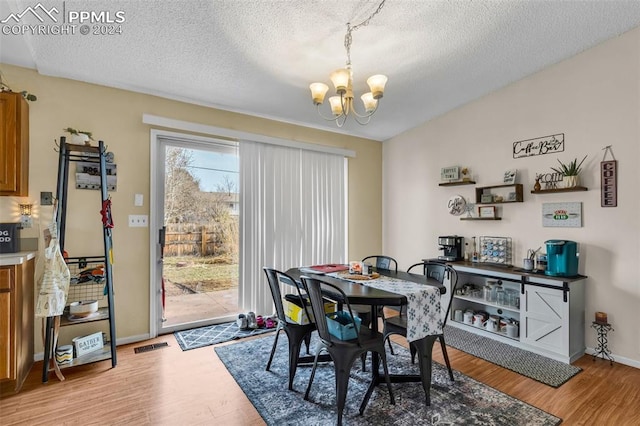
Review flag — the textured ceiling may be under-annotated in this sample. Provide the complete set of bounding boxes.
[1,0,640,141]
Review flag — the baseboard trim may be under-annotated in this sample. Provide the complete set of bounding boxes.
[585,346,640,369]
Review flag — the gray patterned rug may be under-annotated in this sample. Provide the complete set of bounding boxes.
[215,334,561,425]
[174,321,275,351]
[443,325,581,387]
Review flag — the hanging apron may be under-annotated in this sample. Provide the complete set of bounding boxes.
[36,222,71,318]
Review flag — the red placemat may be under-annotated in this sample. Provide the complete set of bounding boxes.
[310,264,349,273]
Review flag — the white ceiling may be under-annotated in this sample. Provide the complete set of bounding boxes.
[1,0,640,141]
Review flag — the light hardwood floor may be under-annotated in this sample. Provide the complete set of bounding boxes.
[1,333,639,425]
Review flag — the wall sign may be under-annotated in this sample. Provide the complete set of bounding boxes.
[542,202,582,227]
[513,133,564,159]
[601,146,617,207]
[447,195,466,216]
[441,166,460,181]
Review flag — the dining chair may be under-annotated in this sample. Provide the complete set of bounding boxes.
[382,261,458,381]
[263,267,316,390]
[301,275,395,426]
[354,255,398,370]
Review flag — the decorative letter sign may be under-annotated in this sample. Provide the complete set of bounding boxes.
[513,133,564,159]
[601,146,617,207]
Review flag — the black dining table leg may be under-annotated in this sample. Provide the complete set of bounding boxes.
[363,304,438,408]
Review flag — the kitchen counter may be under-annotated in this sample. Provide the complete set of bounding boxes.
[0,251,37,266]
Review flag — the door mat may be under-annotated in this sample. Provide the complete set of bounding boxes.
[443,325,582,387]
[174,321,275,351]
[215,334,561,426]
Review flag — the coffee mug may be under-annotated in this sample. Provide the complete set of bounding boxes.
[463,312,473,324]
[506,323,519,338]
[454,309,463,322]
[523,258,534,271]
[473,314,484,327]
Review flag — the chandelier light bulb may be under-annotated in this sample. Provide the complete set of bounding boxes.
[309,82,329,105]
[360,92,377,113]
[366,74,388,99]
[329,96,345,115]
[330,68,350,94]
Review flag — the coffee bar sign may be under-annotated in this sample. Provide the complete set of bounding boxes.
[513,133,564,159]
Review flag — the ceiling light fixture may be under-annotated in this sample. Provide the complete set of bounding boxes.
[309,0,387,127]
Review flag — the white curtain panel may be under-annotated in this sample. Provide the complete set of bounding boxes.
[239,141,346,314]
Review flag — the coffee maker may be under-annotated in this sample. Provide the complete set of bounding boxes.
[438,236,464,261]
[545,239,579,277]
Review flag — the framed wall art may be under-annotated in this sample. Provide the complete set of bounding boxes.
[479,206,496,218]
[542,202,582,227]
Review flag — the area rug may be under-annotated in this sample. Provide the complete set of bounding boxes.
[215,334,561,425]
[174,321,275,351]
[443,325,581,387]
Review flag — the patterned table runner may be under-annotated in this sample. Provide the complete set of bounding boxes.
[328,272,443,342]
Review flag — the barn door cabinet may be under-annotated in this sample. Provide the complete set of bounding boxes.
[0,253,35,396]
[0,91,29,196]
[447,261,586,364]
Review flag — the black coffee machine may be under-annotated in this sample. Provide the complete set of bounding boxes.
[438,236,464,261]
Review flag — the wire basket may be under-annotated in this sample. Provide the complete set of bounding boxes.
[479,236,512,266]
[66,256,107,303]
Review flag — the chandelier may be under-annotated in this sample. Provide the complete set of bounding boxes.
[309,0,388,127]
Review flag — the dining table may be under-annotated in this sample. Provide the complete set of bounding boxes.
[285,266,446,408]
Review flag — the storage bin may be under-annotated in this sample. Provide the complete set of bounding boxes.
[326,311,361,340]
[283,295,336,325]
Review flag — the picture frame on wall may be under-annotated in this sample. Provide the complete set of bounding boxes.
[479,206,496,218]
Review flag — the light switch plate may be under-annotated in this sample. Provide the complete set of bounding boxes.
[134,193,143,206]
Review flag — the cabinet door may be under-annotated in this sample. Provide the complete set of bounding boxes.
[0,92,29,196]
[521,284,568,356]
[0,291,13,381]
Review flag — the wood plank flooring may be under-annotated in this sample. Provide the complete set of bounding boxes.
[1,333,638,425]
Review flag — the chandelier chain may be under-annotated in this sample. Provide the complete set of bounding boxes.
[344,0,386,66]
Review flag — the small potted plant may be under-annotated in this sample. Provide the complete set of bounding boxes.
[551,155,587,188]
[63,127,94,146]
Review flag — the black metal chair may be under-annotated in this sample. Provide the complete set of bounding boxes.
[263,267,316,390]
[354,255,398,370]
[382,261,458,381]
[301,275,395,426]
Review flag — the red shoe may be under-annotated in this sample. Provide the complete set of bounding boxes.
[256,315,265,328]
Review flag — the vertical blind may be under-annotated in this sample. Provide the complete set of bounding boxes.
[239,141,346,314]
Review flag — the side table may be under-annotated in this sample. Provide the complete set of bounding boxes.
[591,321,614,365]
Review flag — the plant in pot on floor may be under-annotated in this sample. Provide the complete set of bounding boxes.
[63,127,94,146]
[551,155,587,188]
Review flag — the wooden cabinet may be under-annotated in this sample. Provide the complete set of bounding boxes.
[0,92,29,196]
[0,255,35,395]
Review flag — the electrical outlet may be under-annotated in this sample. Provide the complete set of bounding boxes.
[20,215,32,228]
[128,215,148,227]
[41,191,53,205]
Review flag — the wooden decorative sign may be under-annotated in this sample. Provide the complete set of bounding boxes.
[601,146,617,207]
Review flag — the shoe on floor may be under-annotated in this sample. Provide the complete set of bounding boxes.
[236,314,248,330]
[247,312,258,329]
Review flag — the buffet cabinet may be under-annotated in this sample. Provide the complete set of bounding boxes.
[0,91,29,196]
[0,254,35,395]
[446,261,586,363]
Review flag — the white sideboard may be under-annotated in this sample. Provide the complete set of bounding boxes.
[445,261,586,364]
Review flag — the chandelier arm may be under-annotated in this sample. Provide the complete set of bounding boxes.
[315,104,346,122]
[349,103,379,119]
[352,114,374,126]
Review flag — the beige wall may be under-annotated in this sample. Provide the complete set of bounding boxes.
[0,64,383,351]
[383,27,640,365]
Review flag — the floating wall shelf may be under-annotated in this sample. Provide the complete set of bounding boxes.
[439,181,476,187]
[531,186,588,194]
